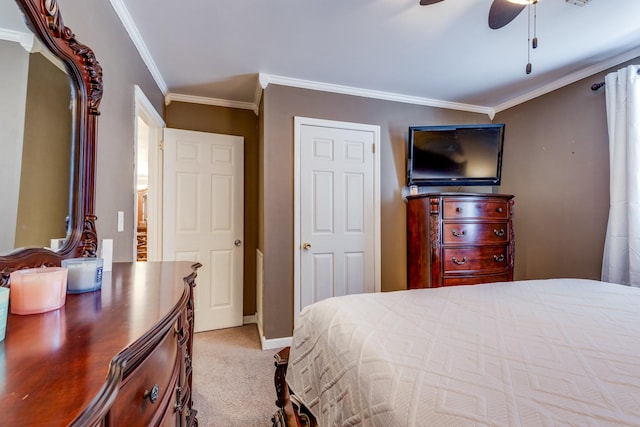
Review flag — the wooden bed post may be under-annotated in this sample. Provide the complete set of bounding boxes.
[273,347,312,427]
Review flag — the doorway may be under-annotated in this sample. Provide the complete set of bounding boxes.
[134,86,164,262]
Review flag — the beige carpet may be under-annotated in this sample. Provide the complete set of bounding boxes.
[192,324,280,426]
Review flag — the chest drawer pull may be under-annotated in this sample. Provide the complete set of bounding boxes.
[451,229,466,237]
[493,254,505,262]
[144,384,160,404]
[496,207,503,213]
[452,256,467,265]
[493,228,505,237]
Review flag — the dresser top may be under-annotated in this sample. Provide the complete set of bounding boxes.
[0,261,197,425]
[406,192,514,200]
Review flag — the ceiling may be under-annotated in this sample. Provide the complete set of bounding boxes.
[5,0,640,116]
[111,0,640,115]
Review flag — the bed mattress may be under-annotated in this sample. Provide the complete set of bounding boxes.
[286,279,640,426]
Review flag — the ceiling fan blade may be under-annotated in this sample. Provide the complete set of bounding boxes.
[488,0,526,29]
[419,0,445,5]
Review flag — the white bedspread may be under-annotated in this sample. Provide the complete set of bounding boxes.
[286,279,640,426]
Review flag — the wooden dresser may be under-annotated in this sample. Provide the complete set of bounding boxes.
[407,193,514,288]
[0,261,200,426]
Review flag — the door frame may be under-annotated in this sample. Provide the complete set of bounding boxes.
[293,116,381,325]
[134,85,165,261]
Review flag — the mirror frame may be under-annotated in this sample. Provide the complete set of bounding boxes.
[0,0,102,283]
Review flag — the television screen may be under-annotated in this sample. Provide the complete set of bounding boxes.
[407,124,505,186]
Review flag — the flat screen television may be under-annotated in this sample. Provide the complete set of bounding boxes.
[407,123,505,187]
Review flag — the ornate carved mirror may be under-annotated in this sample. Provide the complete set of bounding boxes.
[0,0,102,283]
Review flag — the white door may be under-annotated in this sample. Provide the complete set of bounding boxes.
[162,128,244,332]
[294,117,381,322]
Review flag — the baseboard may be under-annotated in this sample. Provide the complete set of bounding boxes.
[254,316,292,350]
[261,335,292,351]
[243,314,257,325]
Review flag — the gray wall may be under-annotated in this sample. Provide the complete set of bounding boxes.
[496,58,639,281]
[0,40,28,253]
[261,85,489,339]
[58,0,165,261]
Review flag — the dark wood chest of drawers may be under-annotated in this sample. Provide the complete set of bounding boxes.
[407,193,514,288]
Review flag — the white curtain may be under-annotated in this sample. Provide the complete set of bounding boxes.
[602,64,640,286]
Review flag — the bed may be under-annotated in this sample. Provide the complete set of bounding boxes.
[273,279,640,426]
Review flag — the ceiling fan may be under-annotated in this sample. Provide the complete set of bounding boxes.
[420,0,592,29]
[419,0,592,73]
[419,0,591,74]
[419,0,527,29]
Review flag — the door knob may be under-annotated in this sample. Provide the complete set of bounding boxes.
[234,239,242,247]
[302,242,311,250]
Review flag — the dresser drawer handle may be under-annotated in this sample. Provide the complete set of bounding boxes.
[493,228,505,237]
[451,229,466,237]
[455,207,462,212]
[144,384,160,404]
[452,256,467,265]
[496,207,503,213]
[493,254,505,262]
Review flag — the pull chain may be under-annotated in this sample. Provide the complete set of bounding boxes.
[525,0,539,75]
[532,0,538,49]
[526,3,532,74]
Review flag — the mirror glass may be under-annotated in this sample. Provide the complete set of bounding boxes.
[0,0,72,254]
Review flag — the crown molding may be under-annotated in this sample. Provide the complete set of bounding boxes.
[32,40,66,72]
[0,28,34,51]
[0,28,67,72]
[165,92,256,111]
[253,78,264,115]
[258,73,495,117]
[108,0,168,95]
[102,0,640,120]
[493,45,640,114]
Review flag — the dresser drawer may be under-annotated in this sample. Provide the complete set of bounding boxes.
[443,199,509,220]
[110,327,179,425]
[443,246,509,273]
[443,273,509,287]
[407,193,514,289]
[442,222,509,244]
